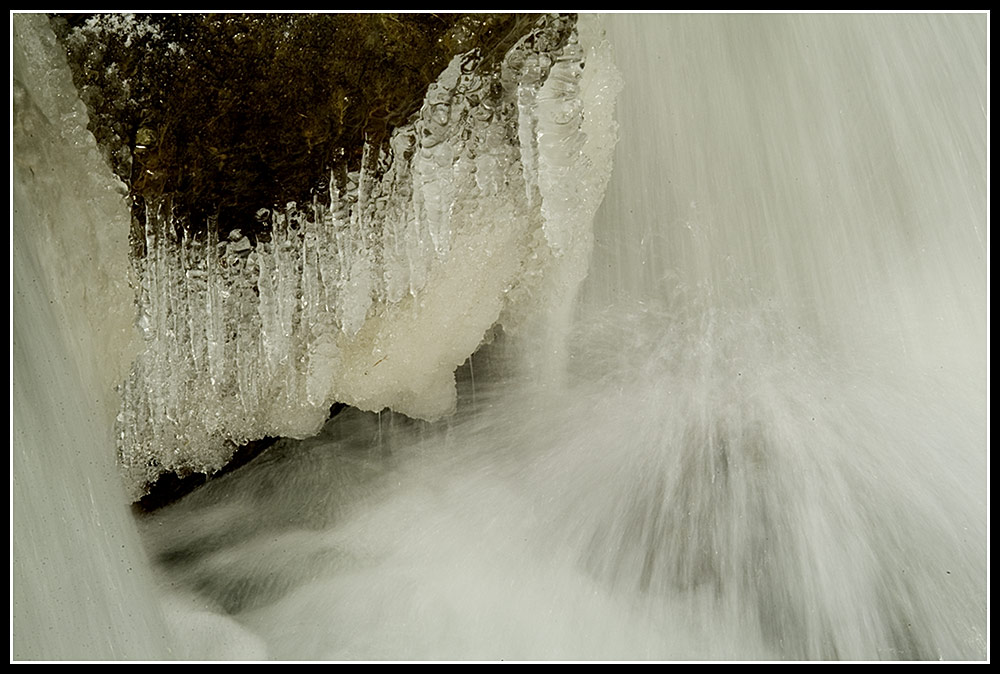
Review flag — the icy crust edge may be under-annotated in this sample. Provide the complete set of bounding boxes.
[13,15,170,659]
[13,13,141,409]
[117,15,622,499]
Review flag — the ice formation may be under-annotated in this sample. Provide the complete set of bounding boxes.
[115,15,623,498]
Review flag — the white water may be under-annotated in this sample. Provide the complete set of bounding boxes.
[12,14,987,661]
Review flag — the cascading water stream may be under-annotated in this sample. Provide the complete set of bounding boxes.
[12,13,987,661]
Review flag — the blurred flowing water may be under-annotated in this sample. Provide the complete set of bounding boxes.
[12,14,987,661]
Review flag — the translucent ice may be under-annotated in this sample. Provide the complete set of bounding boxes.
[117,15,622,498]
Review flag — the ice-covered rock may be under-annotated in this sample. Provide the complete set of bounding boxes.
[117,14,622,499]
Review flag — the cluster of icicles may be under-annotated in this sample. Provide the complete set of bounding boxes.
[117,15,621,498]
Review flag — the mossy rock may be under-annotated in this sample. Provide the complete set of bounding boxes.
[50,13,551,242]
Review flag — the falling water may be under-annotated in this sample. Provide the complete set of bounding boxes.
[12,14,987,661]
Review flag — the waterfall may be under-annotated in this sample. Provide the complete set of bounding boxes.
[12,14,170,659]
[12,13,987,661]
